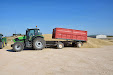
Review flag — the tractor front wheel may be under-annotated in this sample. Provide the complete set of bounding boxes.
[13,42,24,52]
[0,42,3,49]
[3,41,5,47]
[33,38,46,50]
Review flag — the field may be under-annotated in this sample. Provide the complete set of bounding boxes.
[104,37,113,43]
[0,34,113,75]
[1,46,113,75]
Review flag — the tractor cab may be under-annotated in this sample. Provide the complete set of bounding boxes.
[0,34,7,49]
[26,28,42,41]
[26,28,42,36]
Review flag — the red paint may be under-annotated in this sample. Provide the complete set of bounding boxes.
[52,28,87,41]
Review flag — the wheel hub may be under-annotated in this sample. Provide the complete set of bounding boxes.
[59,44,63,48]
[35,41,43,48]
[15,45,21,50]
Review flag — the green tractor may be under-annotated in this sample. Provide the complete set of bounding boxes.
[0,34,7,49]
[11,28,46,52]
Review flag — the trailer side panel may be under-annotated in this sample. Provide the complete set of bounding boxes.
[52,28,87,41]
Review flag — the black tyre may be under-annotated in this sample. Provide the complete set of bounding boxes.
[33,38,46,50]
[0,42,3,49]
[57,42,64,49]
[72,42,77,47]
[13,42,24,52]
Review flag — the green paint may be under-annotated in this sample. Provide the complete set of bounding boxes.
[0,34,7,44]
[13,36,26,42]
[13,35,44,43]
[18,36,26,39]
[35,35,44,38]
[2,38,7,43]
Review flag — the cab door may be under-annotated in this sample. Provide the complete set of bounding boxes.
[27,30,35,41]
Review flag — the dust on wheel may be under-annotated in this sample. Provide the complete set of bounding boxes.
[33,38,46,50]
[57,42,64,49]
[13,42,24,52]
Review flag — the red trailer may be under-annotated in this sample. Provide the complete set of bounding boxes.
[52,28,87,41]
[46,28,87,49]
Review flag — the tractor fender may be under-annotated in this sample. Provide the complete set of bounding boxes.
[32,36,44,41]
[12,42,25,47]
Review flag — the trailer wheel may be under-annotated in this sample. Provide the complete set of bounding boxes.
[0,42,3,49]
[13,42,24,52]
[77,42,82,48]
[33,38,46,50]
[57,42,64,49]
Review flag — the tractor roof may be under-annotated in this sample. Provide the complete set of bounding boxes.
[27,28,40,30]
[0,34,3,36]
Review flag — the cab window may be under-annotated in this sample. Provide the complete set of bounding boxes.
[29,30,35,37]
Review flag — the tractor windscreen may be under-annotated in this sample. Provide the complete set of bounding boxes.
[35,29,42,35]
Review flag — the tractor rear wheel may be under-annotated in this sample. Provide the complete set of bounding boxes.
[33,38,46,50]
[13,42,24,52]
[0,42,3,49]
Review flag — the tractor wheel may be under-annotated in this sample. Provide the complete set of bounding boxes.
[57,42,64,49]
[13,42,24,52]
[0,42,3,49]
[33,38,46,50]
[3,41,5,47]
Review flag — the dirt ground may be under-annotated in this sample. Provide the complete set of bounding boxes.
[0,46,113,75]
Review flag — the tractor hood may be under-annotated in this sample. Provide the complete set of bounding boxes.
[13,36,26,42]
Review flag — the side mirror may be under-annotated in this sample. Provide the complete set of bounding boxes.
[39,32,42,35]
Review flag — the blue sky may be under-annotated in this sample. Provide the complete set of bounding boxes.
[0,0,113,36]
